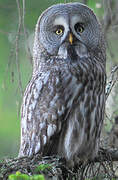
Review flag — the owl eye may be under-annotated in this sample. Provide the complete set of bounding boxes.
[75,23,84,34]
[54,25,64,36]
[55,28,63,35]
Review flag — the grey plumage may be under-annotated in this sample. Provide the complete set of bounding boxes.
[19,3,106,166]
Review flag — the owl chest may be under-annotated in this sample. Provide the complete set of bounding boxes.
[60,73,87,110]
[57,71,104,159]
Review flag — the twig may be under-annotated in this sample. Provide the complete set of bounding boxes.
[106,65,118,100]
[103,0,113,33]
[22,0,33,65]
[15,0,23,96]
[0,148,117,179]
[0,29,10,35]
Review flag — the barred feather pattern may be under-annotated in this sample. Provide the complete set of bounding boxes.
[19,53,106,164]
[19,3,106,166]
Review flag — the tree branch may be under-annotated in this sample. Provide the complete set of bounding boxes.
[106,65,118,100]
[15,0,23,96]
[22,0,33,65]
[0,148,117,179]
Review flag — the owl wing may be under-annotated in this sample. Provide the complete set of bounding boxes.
[19,71,65,157]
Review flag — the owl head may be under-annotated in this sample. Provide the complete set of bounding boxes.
[33,3,105,67]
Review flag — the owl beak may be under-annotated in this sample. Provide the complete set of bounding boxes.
[68,33,73,45]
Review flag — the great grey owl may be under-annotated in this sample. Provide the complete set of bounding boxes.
[19,2,106,166]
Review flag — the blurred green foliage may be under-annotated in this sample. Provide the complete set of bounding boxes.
[34,164,52,173]
[8,171,45,180]
[0,0,114,160]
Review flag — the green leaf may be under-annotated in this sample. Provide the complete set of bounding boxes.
[31,175,45,180]
[8,171,45,180]
[35,164,52,173]
[8,171,29,180]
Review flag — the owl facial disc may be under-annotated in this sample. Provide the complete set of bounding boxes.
[38,2,103,59]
